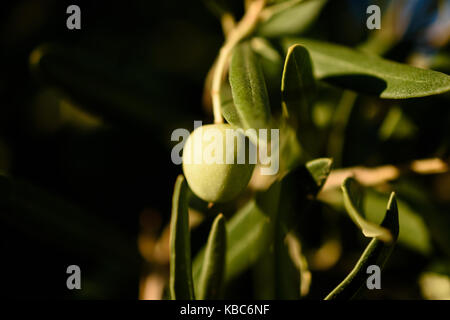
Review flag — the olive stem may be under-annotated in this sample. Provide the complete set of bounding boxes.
[211,0,266,124]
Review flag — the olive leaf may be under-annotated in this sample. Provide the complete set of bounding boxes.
[193,181,281,285]
[325,192,399,300]
[364,188,432,256]
[282,44,316,121]
[197,213,227,300]
[169,175,195,300]
[342,177,393,243]
[281,44,317,154]
[229,42,271,130]
[283,38,450,99]
[252,157,333,299]
[257,0,328,38]
[320,184,432,256]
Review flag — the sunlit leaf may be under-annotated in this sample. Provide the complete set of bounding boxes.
[197,213,227,300]
[193,181,281,285]
[364,188,432,255]
[342,177,393,242]
[169,175,195,300]
[319,184,433,255]
[325,192,399,300]
[283,38,450,98]
[229,42,271,130]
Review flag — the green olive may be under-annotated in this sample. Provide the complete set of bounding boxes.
[182,123,255,203]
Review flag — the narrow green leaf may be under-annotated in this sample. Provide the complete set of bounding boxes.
[283,38,450,98]
[170,175,195,300]
[197,214,227,300]
[342,177,393,242]
[226,181,281,282]
[229,42,271,130]
[281,44,316,122]
[281,44,319,156]
[319,185,432,255]
[257,0,328,38]
[325,192,399,300]
[192,158,332,287]
[364,188,432,255]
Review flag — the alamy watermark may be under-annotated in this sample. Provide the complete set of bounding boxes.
[66,5,81,30]
[171,121,280,176]
[366,264,381,290]
[366,5,381,30]
[66,265,81,290]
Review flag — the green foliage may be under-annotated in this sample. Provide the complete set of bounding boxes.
[167,0,450,301]
[193,181,281,286]
[342,177,393,242]
[283,38,450,98]
[197,214,227,300]
[192,158,332,293]
[3,0,448,300]
[170,175,195,300]
[228,42,272,130]
[282,44,316,122]
[364,188,432,256]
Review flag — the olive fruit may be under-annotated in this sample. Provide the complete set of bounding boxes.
[182,123,255,203]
